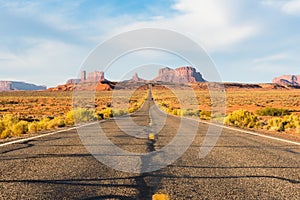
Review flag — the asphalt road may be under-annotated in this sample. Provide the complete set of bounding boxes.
[0,91,299,199]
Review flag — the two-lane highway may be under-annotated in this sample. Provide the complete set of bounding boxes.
[0,90,299,199]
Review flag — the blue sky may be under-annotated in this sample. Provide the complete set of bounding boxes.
[1,0,300,87]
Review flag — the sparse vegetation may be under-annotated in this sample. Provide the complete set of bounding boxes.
[256,107,290,116]
[1,86,300,139]
[200,110,211,120]
[0,89,148,139]
[267,114,300,132]
[0,115,68,139]
[224,110,260,128]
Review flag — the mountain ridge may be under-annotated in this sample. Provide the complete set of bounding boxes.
[0,81,47,92]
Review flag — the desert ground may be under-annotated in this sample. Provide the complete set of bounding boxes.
[0,83,299,139]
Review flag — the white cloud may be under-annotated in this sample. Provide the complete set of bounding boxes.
[0,38,88,86]
[282,0,300,15]
[110,0,259,52]
[253,53,289,63]
[262,0,300,15]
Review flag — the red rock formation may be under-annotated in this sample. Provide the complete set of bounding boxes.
[272,75,300,86]
[153,66,206,83]
[66,79,80,84]
[86,71,104,82]
[47,82,114,92]
[130,73,146,82]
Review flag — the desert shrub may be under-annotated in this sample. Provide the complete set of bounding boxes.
[0,120,5,135]
[200,110,211,120]
[224,110,260,128]
[182,109,199,117]
[11,121,29,136]
[1,129,10,139]
[38,117,51,130]
[47,117,65,129]
[98,108,113,118]
[256,107,290,116]
[283,115,299,129]
[0,115,19,138]
[128,107,138,113]
[55,117,66,127]
[65,109,96,125]
[172,109,182,116]
[112,109,128,117]
[65,111,74,125]
[267,117,284,131]
[28,122,38,133]
[2,114,18,127]
[267,114,300,132]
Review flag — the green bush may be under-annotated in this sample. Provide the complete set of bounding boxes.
[224,110,260,128]
[256,107,290,116]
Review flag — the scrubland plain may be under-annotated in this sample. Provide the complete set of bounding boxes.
[0,89,148,139]
[152,85,300,136]
[0,84,299,139]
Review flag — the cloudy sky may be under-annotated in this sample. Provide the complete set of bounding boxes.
[1,0,300,87]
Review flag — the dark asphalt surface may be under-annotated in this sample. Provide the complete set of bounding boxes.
[0,90,299,199]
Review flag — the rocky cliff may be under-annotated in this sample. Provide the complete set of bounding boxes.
[272,75,300,86]
[130,73,146,82]
[0,81,46,91]
[48,81,115,91]
[153,66,206,83]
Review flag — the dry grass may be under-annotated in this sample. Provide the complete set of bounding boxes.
[0,89,148,139]
[152,85,300,135]
[0,90,148,120]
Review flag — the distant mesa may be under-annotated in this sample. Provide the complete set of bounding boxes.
[50,70,113,92]
[0,81,46,92]
[153,66,206,83]
[128,66,206,83]
[66,70,105,85]
[272,75,300,86]
[50,66,206,91]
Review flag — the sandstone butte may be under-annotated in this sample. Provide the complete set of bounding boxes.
[48,66,206,91]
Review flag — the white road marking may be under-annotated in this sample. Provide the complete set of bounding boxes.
[0,122,98,148]
[1,110,299,148]
[155,105,300,146]
[199,119,300,146]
